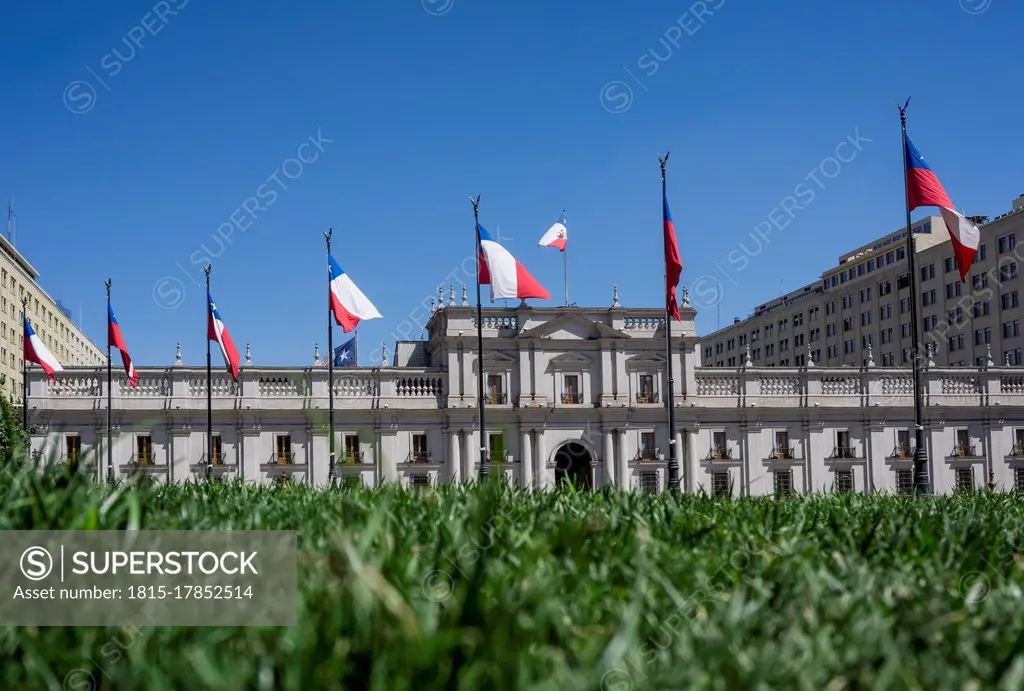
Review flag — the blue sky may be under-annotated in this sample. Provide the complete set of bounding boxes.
[1,0,1021,367]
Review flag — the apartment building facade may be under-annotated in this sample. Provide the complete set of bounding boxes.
[701,195,1024,370]
[0,234,104,400]
[26,299,1024,496]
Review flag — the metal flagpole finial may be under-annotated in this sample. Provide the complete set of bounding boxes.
[204,264,211,278]
[658,151,671,180]
[470,195,481,219]
[105,278,112,292]
[898,97,911,123]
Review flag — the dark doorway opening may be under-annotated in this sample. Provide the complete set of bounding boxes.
[554,442,593,490]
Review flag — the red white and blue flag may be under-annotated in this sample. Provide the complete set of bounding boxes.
[477,222,550,301]
[108,304,138,387]
[207,292,241,381]
[23,316,63,381]
[663,189,683,321]
[329,254,382,333]
[905,136,979,281]
[538,213,568,252]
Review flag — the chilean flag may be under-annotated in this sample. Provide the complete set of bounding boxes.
[208,292,241,380]
[477,223,550,301]
[23,317,63,381]
[663,190,683,321]
[905,136,980,282]
[329,254,382,333]
[108,304,138,388]
[538,213,568,252]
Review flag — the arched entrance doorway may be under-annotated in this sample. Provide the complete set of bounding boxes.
[553,442,594,490]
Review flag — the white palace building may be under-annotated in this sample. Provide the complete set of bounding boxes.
[25,290,1024,496]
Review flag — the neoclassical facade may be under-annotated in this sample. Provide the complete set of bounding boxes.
[26,298,1024,495]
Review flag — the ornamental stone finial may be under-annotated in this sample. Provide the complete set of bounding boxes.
[612,285,621,308]
[381,342,389,367]
[806,344,814,368]
[866,343,875,368]
[437,286,444,310]
[985,343,994,368]
[681,286,691,308]
[744,344,752,368]
[449,285,456,307]
[430,298,435,315]
[175,342,182,367]
[245,343,252,366]
[314,342,320,365]
[461,284,469,307]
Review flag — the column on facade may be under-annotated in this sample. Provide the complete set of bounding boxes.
[241,428,262,483]
[534,430,547,489]
[684,428,698,494]
[380,428,399,484]
[985,422,1000,490]
[603,430,615,489]
[617,428,630,489]
[520,428,533,489]
[673,429,683,491]
[448,430,462,484]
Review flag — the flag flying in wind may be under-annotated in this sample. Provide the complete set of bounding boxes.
[477,223,550,301]
[333,336,357,367]
[538,213,568,252]
[108,304,138,388]
[24,316,62,381]
[663,189,683,320]
[207,293,240,380]
[329,254,382,333]
[905,136,980,281]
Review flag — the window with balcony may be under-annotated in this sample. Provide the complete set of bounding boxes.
[639,432,657,460]
[639,472,659,494]
[952,429,973,457]
[712,471,731,497]
[896,469,914,495]
[774,469,793,496]
[772,431,792,459]
[834,430,853,458]
[1010,429,1024,458]
[486,374,506,404]
[412,433,430,462]
[894,430,912,458]
[637,374,657,404]
[710,431,729,460]
[344,434,360,464]
[275,434,292,464]
[134,435,153,465]
[955,467,974,492]
[210,434,223,464]
[561,374,582,404]
[488,432,505,463]
[66,435,81,468]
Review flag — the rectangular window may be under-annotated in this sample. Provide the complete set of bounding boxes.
[488,432,505,462]
[275,434,292,464]
[774,470,793,497]
[1003,320,1021,339]
[896,469,914,495]
[835,469,854,494]
[973,273,989,290]
[410,475,430,489]
[136,435,153,465]
[639,432,657,460]
[774,431,790,458]
[1000,262,1018,281]
[66,435,81,467]
[712,431,728,459]
[945,257,955,273]
[639,472,658,494]
[1015,468,1024,493]
[955,467,974,492]
[999,233,1017,254]
[712,471,731,498]
[562,374,581,404]
[344,434,360,463]
[486,374,505,404]
[638,374,655,403]
[974,301,990,318]
[1003,291,1019,310]
[946,282,962,299]
[861,311,871,326]
[896,430,911,457]
[412,433,429,462]
[860,288,871,303]
[900,298,910,314]
[1012,428,1024,456]
[979,244,987,261]
[210,434,223,464]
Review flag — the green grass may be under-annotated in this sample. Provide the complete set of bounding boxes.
[2,464,1024,690]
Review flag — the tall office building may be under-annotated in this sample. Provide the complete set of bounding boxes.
[0,231,104,401]
[701,195,1024,370]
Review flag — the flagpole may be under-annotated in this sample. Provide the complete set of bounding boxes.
[325,229,336,481]
[899,98,931,495]
[472,195,488,481]
[563,210,569,307]
[21,298,27,434]
[105,280,113,484]
[205,265,213,481]
[660,152,680,491]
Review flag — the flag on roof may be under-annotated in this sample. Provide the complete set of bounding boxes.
[208,292,240,381]
[108,304,138,387]
[477,222,550,301]
[538,213,568,252]
[663,189,683,320]
[24,316,62,381]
